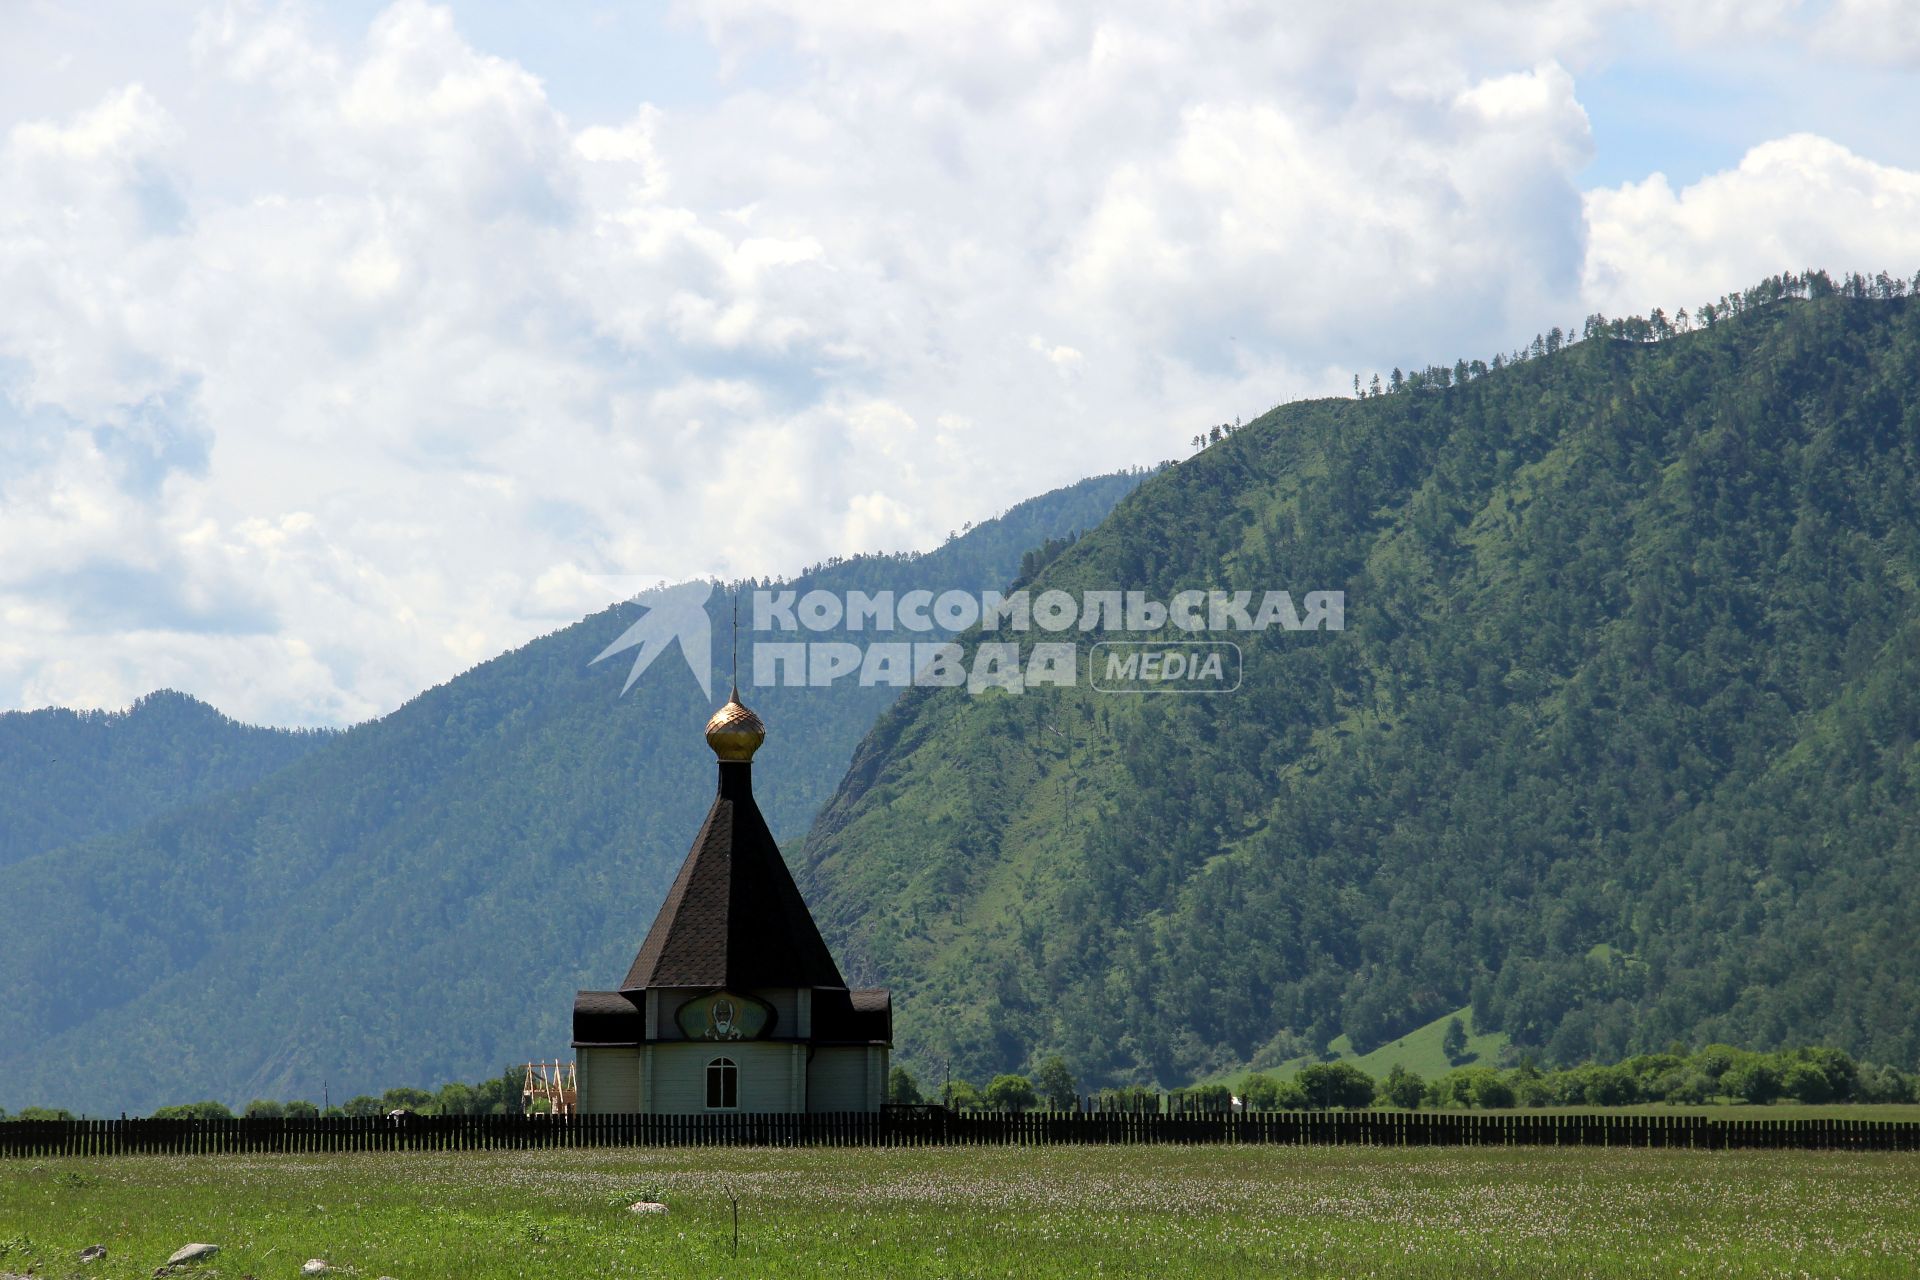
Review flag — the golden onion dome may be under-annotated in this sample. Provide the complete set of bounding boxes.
[704,690,766,762]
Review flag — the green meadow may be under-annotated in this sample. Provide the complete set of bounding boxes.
[4,1145,1919,1279]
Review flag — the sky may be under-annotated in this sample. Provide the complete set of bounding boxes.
[4,0,1920,726]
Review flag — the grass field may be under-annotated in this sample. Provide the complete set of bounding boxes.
[4,1145,1920,1279]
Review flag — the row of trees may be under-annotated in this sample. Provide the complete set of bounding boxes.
[1403,1045,1917,1111]
[1238,1044,1919,1112]
[1188,419,1245,453]
[1347,267,1920,403]
[0,1069,530,1123]
[887,1055,1079,1112]
[232,1069,531,1119]
[10,1043,1914,1122]
[873,1044,1919,1116]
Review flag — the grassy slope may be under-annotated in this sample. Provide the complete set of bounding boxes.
[1210,1006,1513,1088]
[1334,1008,1510,1082]
[6,1147,1920,1280]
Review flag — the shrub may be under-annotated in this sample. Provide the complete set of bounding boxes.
[1269,1078,1308,1109]
[1567,1065,1637,1107]
[1690,1044,1743,1081]
[381,1087,433,1113]
[1512,1073,1559,1107]
[1375,1065,1426,1110]
[1857,1064,1917,1104]
[984,1074,1037,1112]
[1296,1063,1375,1110]
[1034,1056,1078,1110]
[1725,1061,1782,1105]
[1469,1072,1515,1110]
[1780,1047,1857,1102]
[1241,1074,1284,1110]
[1442,1017,1469,1064]
[150,1101,233,1120]
[947,1080,983,1111]
[1782,1062,1836,1104]
[1660,1071,1713,1105]
[1170,1084,1234,1113]
[1425,1070,1467,1109]
[1621,1053,1684,1088]
[1095,1086,1160,1114]
[887,1066,924,1105]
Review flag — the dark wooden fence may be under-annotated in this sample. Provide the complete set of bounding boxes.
[3,1109,1918,1158]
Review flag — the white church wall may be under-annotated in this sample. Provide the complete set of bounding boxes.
[650,1040,797,1113]
[808,1046,880,1112]
[577,1047,640,1114]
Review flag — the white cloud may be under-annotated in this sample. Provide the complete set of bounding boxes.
[1815,0,1920,66]
[1583,134,1920,317]
[1,0,1917,724]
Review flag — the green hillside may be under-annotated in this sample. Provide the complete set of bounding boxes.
[1208,1008,1510,1090]
[800,274,1920,1088]
[1331,1009,1508,1083]
[0,472,1142,1114]
[0,690,329,868]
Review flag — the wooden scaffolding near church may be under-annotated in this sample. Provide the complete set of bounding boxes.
[522,1059,577,1117]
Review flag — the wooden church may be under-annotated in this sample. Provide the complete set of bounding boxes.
[571,691,892,1113]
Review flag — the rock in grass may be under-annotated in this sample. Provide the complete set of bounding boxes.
[628,1200,669,1214]
[166,1243,220,1266]
[301,1261,333,1275]
[79,1244,108,1262]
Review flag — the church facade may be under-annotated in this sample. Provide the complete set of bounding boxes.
[571,693,891,1114]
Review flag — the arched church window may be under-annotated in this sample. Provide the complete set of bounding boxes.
[706,1057,738,1109]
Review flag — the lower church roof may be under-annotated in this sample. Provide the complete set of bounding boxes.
[571,989,643,1045]
[570,987,891,1047]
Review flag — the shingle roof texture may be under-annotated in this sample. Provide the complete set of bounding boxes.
[620,761,847,992]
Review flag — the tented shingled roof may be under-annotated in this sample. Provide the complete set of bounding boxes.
[621,762,846,992]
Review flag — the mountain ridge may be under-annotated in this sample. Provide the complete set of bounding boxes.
[0,690,331,869]
[799,284,1920,1087]
[0,471,1144,1113]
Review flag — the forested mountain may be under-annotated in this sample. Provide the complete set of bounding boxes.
[0,472,1142,1114]
[0,691,328,868]
[800,277,1920,1088]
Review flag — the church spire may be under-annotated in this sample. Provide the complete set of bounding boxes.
[620,693,844,993]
